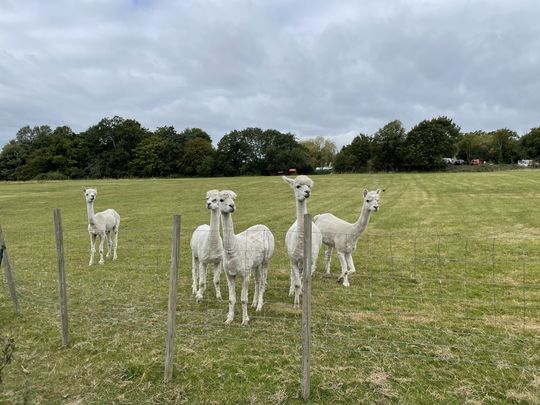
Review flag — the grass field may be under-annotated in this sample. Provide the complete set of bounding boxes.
[0,171,539,404]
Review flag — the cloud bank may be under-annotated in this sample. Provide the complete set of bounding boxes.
[1,0,539,148]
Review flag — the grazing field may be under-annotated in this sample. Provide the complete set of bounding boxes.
[0,171,539,404]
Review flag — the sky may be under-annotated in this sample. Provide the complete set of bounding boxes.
[1,0,539,149]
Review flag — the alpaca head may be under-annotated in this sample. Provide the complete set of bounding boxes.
[282,175,314,202]
[363,188,384,212]
[218,190,237,214]
[84,188,97,203]
[205,189,220,210]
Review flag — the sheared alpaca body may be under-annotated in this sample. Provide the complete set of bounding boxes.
[190,190,223,302]
[84,188,120,266]
[282,175,322,307]
[219,190,274,325]
[314,189,383,287]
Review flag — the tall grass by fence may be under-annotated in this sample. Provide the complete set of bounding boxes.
[1,213,538,402]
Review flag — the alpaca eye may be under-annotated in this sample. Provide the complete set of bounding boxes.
[296,185,300,189]
[220,199,224,202]
[366,200,371,203]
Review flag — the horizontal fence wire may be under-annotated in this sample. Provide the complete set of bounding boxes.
[1,225,538,378]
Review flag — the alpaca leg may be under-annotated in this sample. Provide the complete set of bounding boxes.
[89,233,97,266]
[196,262,207,303]
[112,227,119,260]
[256,262,268,311]
[106,231,112,257]
[98,235,106,264]
[251,267,260,308]
[213,261,222,301]
[345,253,356,275]
[289,267,295,296]
[225,273,236,324]
[292,264,302,308]
[336,251,348,286]
[324,246,333,274]
[342,272,350,288]
[241,275,250,326]
[191,255,199,295]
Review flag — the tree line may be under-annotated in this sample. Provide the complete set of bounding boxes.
[0,115,538,180]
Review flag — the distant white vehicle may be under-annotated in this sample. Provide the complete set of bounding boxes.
[442,158,456,164]
[518,159,533,167]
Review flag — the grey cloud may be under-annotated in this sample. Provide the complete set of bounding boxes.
[1,0,539,149]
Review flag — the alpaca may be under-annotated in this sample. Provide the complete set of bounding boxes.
[282,175,322,307]
[218,190,275,325]
[190,190,224,302]
[83,188,120,266]
[314,188,384,287]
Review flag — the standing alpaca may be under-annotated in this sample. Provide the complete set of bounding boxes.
[282,175,322,307]
[190,190,224,302]
[84,188,120,266]
[314,188,384,287]
[219,190,275,325]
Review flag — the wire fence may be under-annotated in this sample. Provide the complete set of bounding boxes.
[1,215,539,399]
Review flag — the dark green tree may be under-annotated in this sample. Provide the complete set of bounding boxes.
[300,136,337,168]
[334,134,372,172]
[520,127,540,160]
[402,116,461,171]
[371,120,406,171]
[79,116,149,178]
[456,131,490,162]
[180,138,216,176]
[129,135,170,177]
[215,128,311,176]
[487,128,519,163]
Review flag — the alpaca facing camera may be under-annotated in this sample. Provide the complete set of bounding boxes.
[83,188,120,266]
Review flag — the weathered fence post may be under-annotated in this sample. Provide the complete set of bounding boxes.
[53,208,69,347]
[0,226,20,314]
[301,213,312,400]
[165,214,181,382]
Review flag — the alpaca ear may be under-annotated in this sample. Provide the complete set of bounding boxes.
[282,176,294,187]
[206,189,219,198]
[363,189,368,197]
[83,188,87,193]
[377,188,385,194]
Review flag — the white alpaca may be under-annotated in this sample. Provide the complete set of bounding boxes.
[282,175,322,307]
[190,190,224,302]
[219,190,275,325]
[83,188,120,266]
[314,188,384,287]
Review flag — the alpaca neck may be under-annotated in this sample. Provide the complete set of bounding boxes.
[208,209,221,249]
[293,198,308,259]
[86,201,96,226]
[221,212,237,256]
[352,204,372,237]
[295,199,308,236]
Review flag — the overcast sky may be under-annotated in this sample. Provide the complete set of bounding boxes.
[1,0,539,148]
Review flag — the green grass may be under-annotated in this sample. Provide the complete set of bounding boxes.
[0,172,539,404]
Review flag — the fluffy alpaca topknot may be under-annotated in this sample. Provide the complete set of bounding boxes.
[295,175,314,188]
[219,190,237,200]
[206,189,220,198]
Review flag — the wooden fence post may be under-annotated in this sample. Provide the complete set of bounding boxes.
[0,226,20,314]
[165,214,181,382]
[301,213,312,400]
[53,209,69,347]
